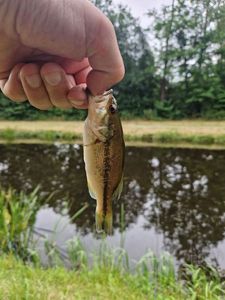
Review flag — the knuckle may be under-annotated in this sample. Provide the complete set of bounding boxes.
[104,17,115,34]
[110,64,125,86]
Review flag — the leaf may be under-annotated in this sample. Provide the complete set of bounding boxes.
[3,208,11,226]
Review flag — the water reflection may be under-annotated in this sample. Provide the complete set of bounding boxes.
[0,144,225,268]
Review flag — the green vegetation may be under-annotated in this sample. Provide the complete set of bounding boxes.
[0,96,87,121]
[0,254,224,300]
[1,127,225,147]
[0,187,224,299]
[0,187,41,261]
[0,128,81,143]
[147,132,225,146]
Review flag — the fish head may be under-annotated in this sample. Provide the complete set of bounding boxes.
[88,90,118,142]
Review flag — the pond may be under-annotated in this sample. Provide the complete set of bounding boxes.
[0,143,225,270]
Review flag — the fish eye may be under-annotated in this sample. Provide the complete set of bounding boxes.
[109,105,116,114]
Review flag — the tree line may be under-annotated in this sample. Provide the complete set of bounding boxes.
[0,0,225,120]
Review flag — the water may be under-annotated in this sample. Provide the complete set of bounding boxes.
[0,143,225,269]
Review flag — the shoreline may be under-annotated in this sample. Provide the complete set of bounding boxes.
[0,120,224,149]
[0,139,225,150]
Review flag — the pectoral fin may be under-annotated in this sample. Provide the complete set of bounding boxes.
[112,174,124,201]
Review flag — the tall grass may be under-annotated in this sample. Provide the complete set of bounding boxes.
[40,234,225,299]
[0,187,42,261]
[0,243,224,299]
[0,187,224,299]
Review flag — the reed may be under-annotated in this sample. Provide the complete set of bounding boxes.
[0,187,41,261]
[0,187,224,299]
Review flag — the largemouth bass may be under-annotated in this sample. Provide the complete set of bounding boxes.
[83,90,125,234]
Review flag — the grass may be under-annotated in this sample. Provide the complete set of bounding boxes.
[0,187,224,299]
[0,250,224,299]
[141,132,225,145]
[0,120,225,147]
[0,187,41,261]
[0,254,178,300]
[0,128,81,142]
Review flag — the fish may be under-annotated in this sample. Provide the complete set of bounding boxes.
[83,90,125,234]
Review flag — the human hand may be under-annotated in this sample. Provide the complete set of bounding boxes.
[0,0,124,109]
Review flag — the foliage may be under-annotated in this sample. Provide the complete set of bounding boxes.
[0,187,41,261]
[0,251,224,299]
[0,0,225,119]
[0,93,86,121]
[0,124,225,146]
[149,0,225,119]
[0,186,224,299]
[0,128,225,146]
[0,128,81,142]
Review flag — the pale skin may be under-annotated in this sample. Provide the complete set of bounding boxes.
[0,0,125,110]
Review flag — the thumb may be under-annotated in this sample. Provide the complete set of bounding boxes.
[86,19,125,95]
[87,63,125,96]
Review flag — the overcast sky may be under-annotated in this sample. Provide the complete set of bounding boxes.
[113,0,172,27]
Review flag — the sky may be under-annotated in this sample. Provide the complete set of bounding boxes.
[113,0,172,27]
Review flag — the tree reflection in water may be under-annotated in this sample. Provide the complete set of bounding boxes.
[0,144,224,266]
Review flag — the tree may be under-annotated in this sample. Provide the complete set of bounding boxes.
[150,0,225,118]
[93,0,157,117]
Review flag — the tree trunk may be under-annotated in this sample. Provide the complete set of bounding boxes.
[160,0,175,101]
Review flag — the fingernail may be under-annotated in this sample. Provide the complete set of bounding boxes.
[70,100,87,108]
[69,99,83,105]
[25,75,41,88]
[44,72,61,86]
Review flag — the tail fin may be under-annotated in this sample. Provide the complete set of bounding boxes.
[96,211,113,235]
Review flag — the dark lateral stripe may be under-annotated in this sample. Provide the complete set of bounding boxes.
[103,139,111,216]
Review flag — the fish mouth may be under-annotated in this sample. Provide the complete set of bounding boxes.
[92,89,114,103]
[103,89,114,96]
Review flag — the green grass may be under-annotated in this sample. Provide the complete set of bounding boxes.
[0,187,224,299]
[0,252,224,300]
[0,188,223,300]
[0,128,81,142]
[1,128,225,147]
[0,187,42,261]
[140,132,225,146]
[0,254,176,300]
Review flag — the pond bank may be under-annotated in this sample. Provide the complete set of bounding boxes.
[0,120,225,148]
[0,168,224,299]
[0,255,224,300]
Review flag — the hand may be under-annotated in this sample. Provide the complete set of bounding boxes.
[0,0,124,109]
